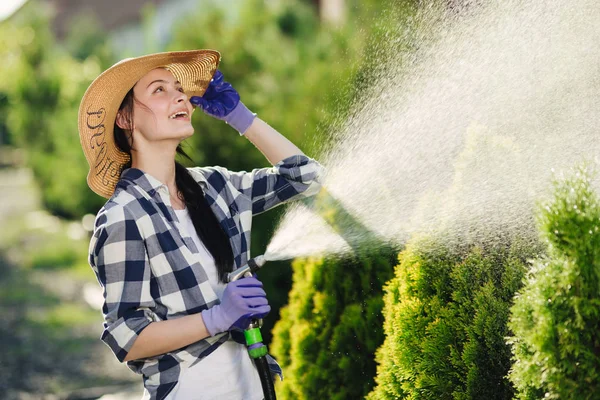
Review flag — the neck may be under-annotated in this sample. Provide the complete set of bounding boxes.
[131,142,178,193]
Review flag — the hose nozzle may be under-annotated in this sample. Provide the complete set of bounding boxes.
[228,255,267,282]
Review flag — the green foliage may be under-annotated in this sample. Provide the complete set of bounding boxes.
[365,79,541,398]
[64,13,115,65]
[508,166,600,400]
[271,252,395,400]
[1,1,108,217]
[368,235,537,400]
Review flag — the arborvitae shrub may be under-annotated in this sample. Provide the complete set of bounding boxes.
[508,167,600,400]
[271,252,395,400]
[368,235,538,400]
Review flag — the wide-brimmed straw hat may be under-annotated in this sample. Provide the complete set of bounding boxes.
[78,49,221,199]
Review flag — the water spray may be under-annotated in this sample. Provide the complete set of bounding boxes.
[227,255,276,400]
[266,0,600,260]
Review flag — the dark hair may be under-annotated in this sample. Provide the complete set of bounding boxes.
[115,88,234,283]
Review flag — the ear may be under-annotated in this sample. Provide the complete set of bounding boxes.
[116,111,132,130]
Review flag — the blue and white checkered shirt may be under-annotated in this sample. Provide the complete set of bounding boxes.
[88,154,323,400]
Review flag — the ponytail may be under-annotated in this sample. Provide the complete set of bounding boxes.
[175,160,234,283]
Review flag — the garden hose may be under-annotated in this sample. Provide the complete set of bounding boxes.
[227,256,276,400]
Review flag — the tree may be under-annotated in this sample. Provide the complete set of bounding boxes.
[368,235,535,400]
[508,166,600,400]
[2,0,107,217]
[271,251,395,399]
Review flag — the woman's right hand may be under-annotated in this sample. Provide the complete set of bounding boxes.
[200,276,270,336]
[190,70,256,135]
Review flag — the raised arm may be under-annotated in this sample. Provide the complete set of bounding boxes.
[189,69,323,213]
[190,70,305,165]
[243,117,304,165]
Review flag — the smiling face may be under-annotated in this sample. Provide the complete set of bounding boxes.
[123,68,195,145]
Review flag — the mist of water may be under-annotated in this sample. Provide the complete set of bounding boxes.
[265,0,600,262]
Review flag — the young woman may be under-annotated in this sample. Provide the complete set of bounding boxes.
[78,50,322,400]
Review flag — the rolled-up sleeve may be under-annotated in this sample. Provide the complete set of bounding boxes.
[221,154,324,215]
[89,206,156,362]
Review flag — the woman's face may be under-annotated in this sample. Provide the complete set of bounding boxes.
[129,68,195,143]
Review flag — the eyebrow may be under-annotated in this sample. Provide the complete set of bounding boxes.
[146,79,182,89]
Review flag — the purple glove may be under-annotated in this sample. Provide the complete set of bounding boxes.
[190,70,256,135]
[201,276,270,336]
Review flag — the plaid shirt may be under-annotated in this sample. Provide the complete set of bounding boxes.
[88,154,322,400]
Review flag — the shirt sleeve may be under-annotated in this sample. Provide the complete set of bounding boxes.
[88,205,156,362]
[218,154,324,215]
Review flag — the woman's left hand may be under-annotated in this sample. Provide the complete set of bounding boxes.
[190,70,256,134]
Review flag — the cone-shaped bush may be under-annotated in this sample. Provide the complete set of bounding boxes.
[368,235,537,400]
[508,167,600,399]
[271,252,395,400]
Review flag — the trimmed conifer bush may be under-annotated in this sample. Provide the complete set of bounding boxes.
[368,235,537,400]
[270,252,395,400]
[508,167,600,399]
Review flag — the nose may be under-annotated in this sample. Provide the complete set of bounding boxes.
[175,89,188,103]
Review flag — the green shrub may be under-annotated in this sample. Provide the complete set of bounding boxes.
[2,2,107,218]
[368,234,537,400]
[271,251,395,400]
[508,167,600,400]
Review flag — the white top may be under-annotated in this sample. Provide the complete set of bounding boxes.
[160,208,263,400]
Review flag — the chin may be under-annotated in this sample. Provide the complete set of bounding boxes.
[181,127,195,139]
[173,126,195,140]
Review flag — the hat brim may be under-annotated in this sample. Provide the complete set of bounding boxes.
[78,49,221,199]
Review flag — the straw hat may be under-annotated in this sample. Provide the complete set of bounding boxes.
[78,49,221,199]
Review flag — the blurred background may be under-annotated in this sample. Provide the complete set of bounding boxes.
[4,1,598,400]
[0,0,399,398]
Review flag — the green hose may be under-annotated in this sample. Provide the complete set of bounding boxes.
[245,323,276,399]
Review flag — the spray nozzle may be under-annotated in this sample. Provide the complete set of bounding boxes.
[227,255,267,282]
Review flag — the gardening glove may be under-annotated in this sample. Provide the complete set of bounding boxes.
[200,276,270,336]
[190,70,256,135]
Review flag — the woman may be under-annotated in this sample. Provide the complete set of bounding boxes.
[79,50,322,400]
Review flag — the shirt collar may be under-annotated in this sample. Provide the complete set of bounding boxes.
[120,168,166,197]
[186,167,209,189]
[119,167,208,197]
